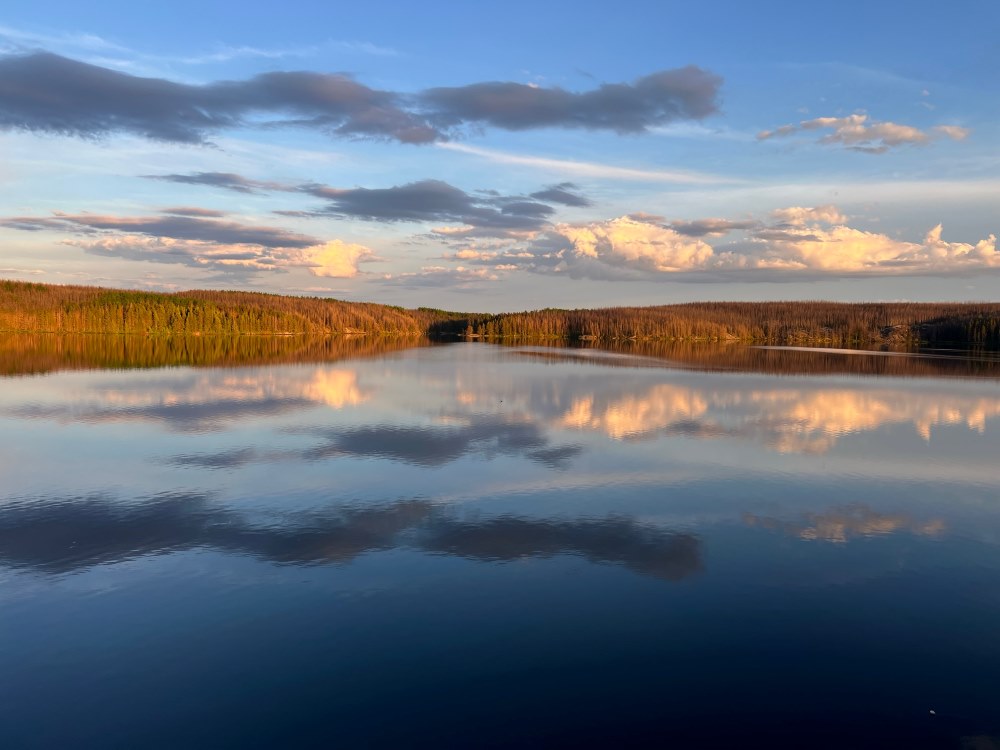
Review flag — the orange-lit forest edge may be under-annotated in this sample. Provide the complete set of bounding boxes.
[3,280,1000,348]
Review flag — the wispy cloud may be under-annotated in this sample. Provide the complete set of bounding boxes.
[0,24,397,67]
[437,143,737,184]
[758,113,970,154]
[0,209,374,279]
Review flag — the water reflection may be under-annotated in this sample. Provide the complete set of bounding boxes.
[302,416,583,468]
[7,367,369,432]
[6,346,1000,459]
[0,332,431,376]
[552,380,1000,452]
[0,494,700,582]
[744,504,946,543]
[4,340,1000,747]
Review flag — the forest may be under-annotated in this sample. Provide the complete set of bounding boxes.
[2,280,1000,348]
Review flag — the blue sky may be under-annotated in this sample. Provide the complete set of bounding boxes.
[1,1,998,311]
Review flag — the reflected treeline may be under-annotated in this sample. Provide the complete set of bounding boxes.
[0,333,433,377]
[6,334,1000,379]
[513,339,1000,379]
[0,494,700,582]
[744,504,945,543]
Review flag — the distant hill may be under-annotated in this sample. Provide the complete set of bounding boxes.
[2,280,999,347]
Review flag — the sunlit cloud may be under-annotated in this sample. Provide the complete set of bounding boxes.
[0,208,375,279]
[744,505,945,543]
[758,113,971,153]
[306,240,375,278]
[495,208,999,280]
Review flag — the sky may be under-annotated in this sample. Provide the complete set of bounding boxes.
[1,0,998,311]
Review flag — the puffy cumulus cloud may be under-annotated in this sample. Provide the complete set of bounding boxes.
[770,205,847,226]
[477,207,999,281]
[744,221,999,273]
[446,248,499,261]
[305,239,374,278]
[758,113,970,153]
[552,216,715,275]
[0,51,721,145]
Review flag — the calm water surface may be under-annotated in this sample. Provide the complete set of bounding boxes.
[2,340,1000,748]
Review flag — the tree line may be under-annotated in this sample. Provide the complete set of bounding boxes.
[2,280,1000,347]
[0,281,465,336]
[436,301,1000,347]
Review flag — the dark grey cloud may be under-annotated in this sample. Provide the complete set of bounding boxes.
[668,218,758,237]
[0,211,320,248]
[303,179,554,233]
[0,51,435,144]
[0,51,721,144]
[529,182,592,208]
[145,171,562,236]
[0,492,700,582]
[160,206,229,217]
[147,172,291,194]
[421,67,721,134]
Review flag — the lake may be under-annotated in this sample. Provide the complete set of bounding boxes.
[2,338,999,748]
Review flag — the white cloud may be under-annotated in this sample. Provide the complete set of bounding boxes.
[306,240,374,278]
[554,217,715,273]
[734,219,999,273]
[932,124,971,140]
[758,113,971,153]
[64,233,376,279]
[436,142,737,184]
[770,205,847,226]
[499,209,999,280]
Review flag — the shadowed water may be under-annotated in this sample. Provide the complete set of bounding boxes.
[2,339,1000,748]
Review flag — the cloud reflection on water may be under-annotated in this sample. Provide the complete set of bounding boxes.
[0,495,700,582]
[744,504,946,543]
[4,346,1000,462]
[6,367,368,432]
[302,415,583,468]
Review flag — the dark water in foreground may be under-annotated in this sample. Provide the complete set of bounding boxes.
[2,339,1000,748]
